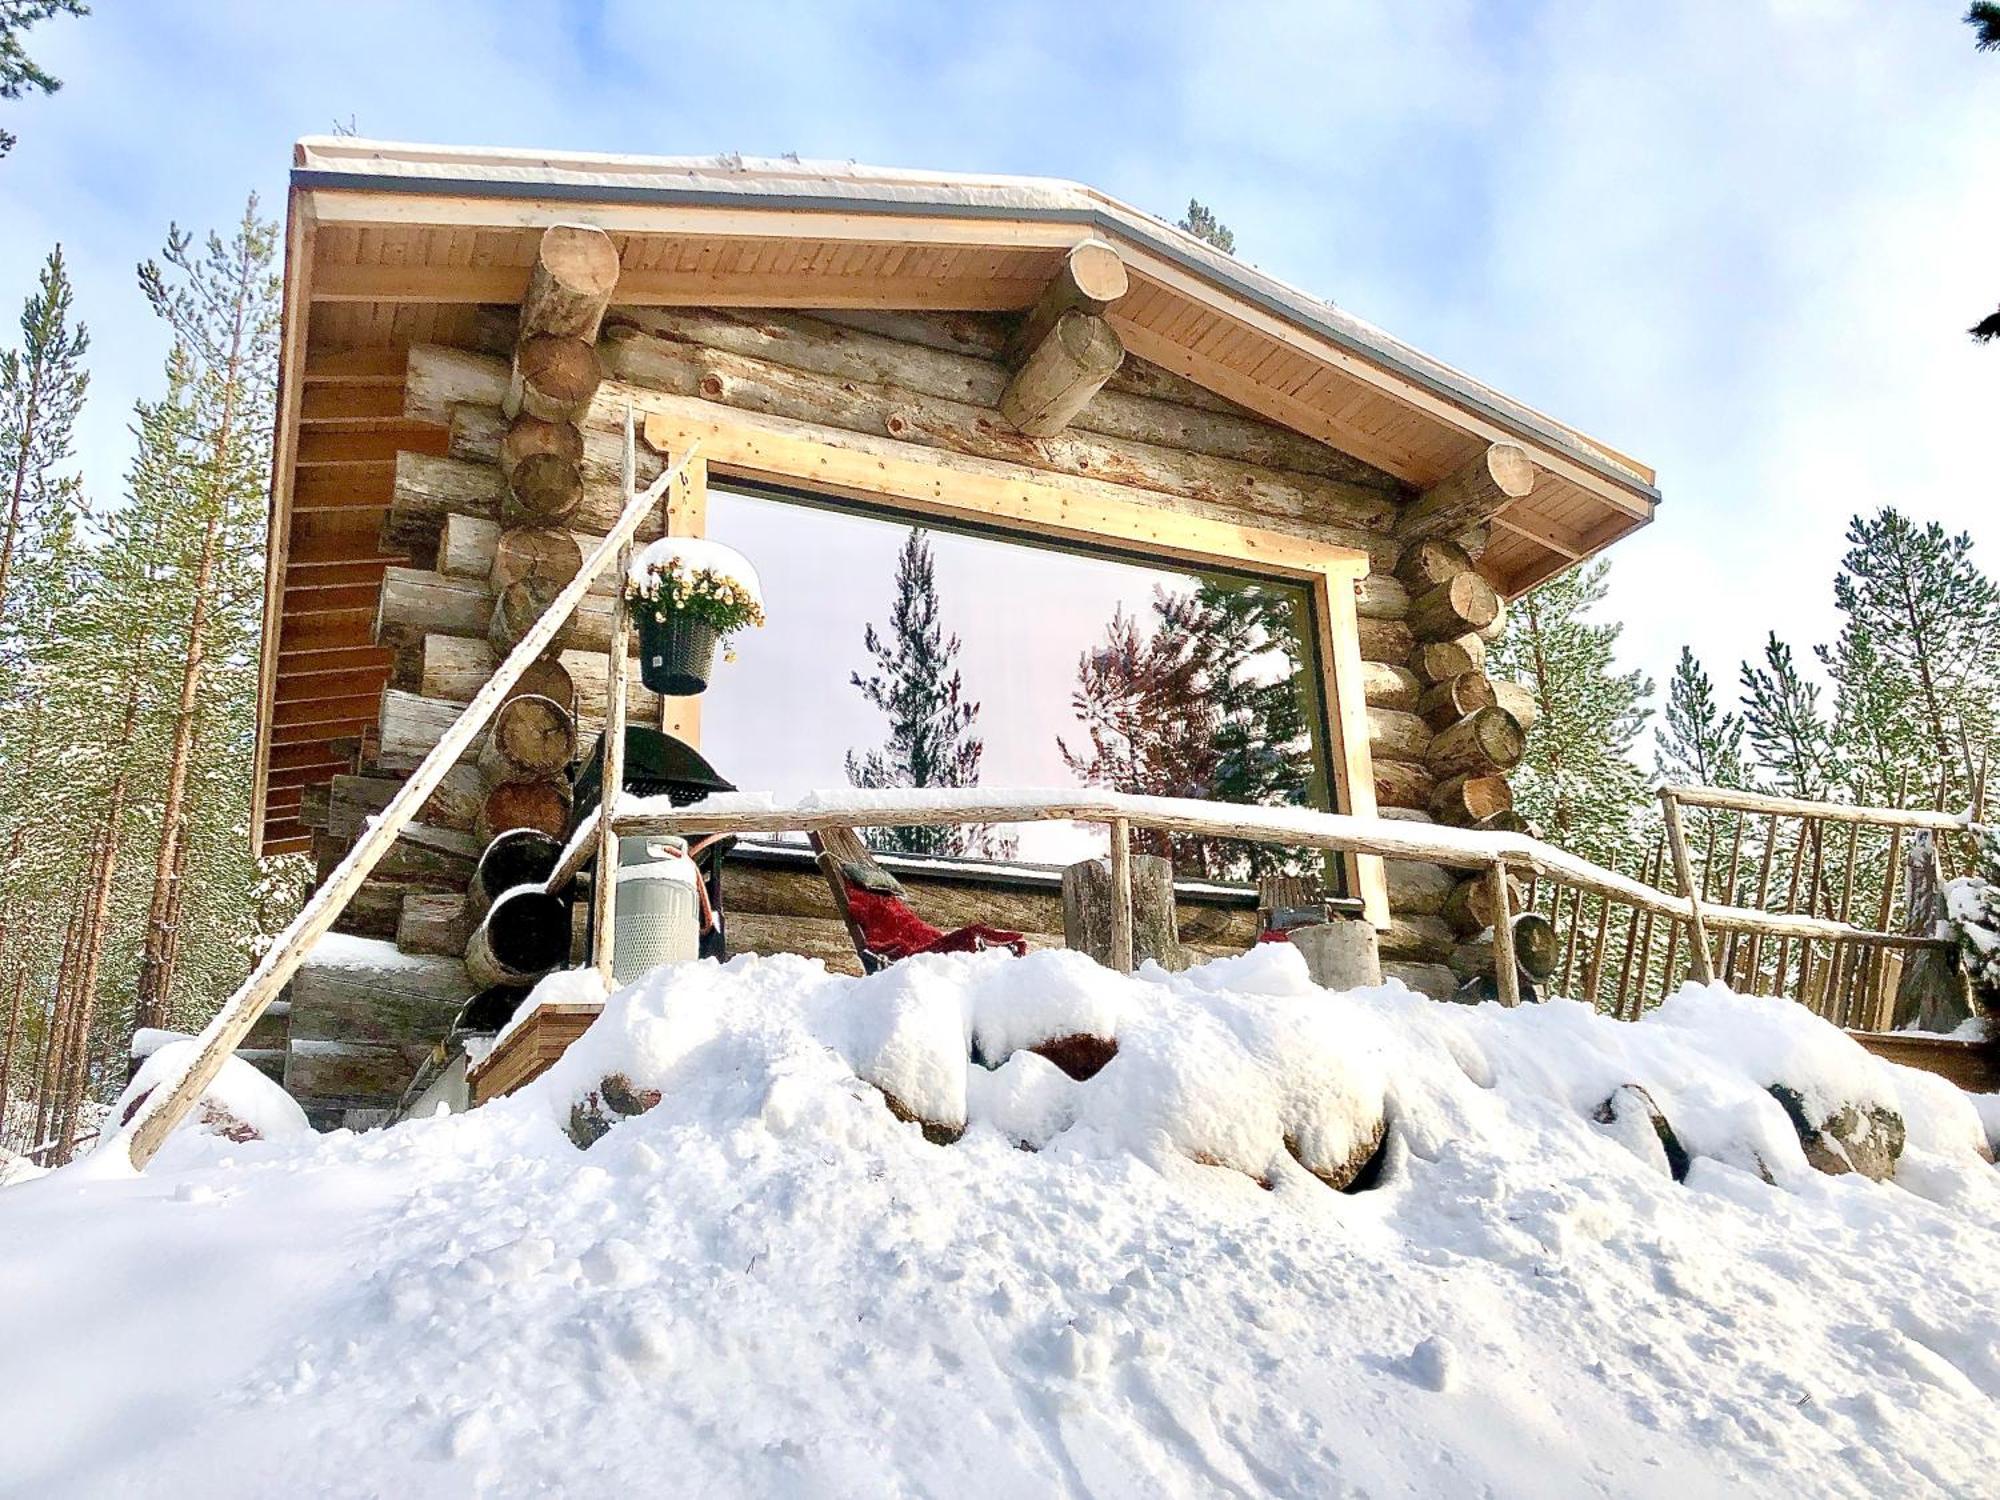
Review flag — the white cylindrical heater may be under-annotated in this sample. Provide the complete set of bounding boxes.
[612,835,702,986]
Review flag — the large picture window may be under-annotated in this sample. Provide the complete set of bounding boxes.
[697,483,1340,889]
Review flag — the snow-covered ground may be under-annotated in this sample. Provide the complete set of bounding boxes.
[3,946,1999,1499]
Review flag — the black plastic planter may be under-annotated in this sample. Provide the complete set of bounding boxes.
[638,611,719,695]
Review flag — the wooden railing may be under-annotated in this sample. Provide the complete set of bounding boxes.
[1513,785,1967,1022]
[114,416,703,1169]
[544,782,1968,1017]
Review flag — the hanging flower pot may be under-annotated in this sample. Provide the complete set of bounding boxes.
[637,610,719,695]
[624,538,766,698]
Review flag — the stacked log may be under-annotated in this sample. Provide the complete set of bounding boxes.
[1384,530,1543,987]
[285,226,641,1125]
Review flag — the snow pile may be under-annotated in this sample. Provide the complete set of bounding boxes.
[3,952,2000,1497]
[1946,831,2000,991]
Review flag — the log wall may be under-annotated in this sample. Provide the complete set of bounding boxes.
[285,290,1543,1121]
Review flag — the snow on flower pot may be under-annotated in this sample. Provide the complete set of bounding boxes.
[623,537,765,698]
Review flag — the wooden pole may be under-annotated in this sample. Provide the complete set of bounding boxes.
[1107,818,1135,974]
[1489,862,1520,1008]
[118,441,702,1170]
[1660,789,1716,983]
[592,408,640,985]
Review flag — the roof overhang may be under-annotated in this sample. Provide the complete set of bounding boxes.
[254,137,1660,857]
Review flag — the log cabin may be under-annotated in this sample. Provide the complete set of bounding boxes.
[254,138,1661,1127]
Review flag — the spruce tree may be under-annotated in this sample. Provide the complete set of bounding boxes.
[0,1,88,158]
[1062,580,1321,880]
[1177,201,1236,255]
[1485,559,1653,862]
[846,528,1003,856]
[1654,645,1745,788]
[1739,633,1838,797]
[1817,507,2000,806]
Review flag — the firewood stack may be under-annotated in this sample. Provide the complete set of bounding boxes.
[285,225,657,1124]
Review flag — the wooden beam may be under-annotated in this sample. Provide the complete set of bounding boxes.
[1394,442,1537,542]
[999,309,1125,437]
[278,608,376,654]
[293,465,394,508]
[638,399,1367,583]
[274,667,388,705]
[1489,508,1581,561]
[1014,238,1129,357]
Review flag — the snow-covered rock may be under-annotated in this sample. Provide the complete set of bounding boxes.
[108,1035,312,1156]
[2,953,1999,1497]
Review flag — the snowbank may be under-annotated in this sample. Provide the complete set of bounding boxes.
[2,953,1998,1498]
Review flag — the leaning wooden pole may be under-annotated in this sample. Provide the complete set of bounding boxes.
[117,440,701,1170]
[1659,788,1716,984]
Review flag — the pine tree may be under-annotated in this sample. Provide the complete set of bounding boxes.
[1739,633,1838,797]
[0,244,87,645]
[1654,645,1745,788]
[1486,559,1653,862]
[846,528,1004,856]
[1816,507,2000,806]
[1177,201,1236,255]
[0,1,88,158]
[128,199,281,1031]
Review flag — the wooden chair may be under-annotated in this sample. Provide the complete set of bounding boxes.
[809,826,1027,974]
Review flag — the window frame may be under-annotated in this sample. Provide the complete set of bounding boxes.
[640,406,1389,925]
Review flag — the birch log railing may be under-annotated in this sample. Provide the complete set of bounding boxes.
[536,782,1967,1019]
[1517,784,1970,1023]
[113,419,703,1170]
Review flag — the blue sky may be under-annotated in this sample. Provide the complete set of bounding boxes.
[3,0,1997,763]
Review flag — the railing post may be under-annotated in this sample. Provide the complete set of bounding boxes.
[1108,817,1135,974]
[1659,788,1716,983]
[1489,860,1520,1008]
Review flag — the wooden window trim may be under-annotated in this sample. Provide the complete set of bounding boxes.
[639,401,1389,925]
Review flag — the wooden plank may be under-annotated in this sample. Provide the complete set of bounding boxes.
[311,258,1049,311]
[296,427,451,467]
[303,347,406,384]
[301,384,410,424]
[1663,784,1969,834]
[1313,570,1388,926]
[466,1003,604,1104]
